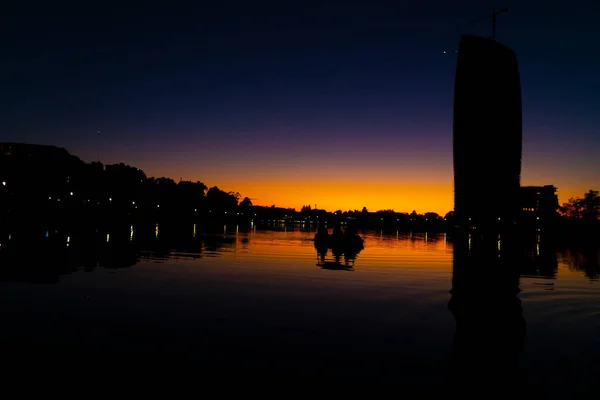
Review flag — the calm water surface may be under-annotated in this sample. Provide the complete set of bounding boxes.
[1,228,599,394]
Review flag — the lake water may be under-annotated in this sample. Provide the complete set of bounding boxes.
[1,228,599,395]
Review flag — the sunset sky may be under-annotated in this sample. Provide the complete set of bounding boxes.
[2,1,600,214]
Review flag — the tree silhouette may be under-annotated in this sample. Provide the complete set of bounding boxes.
[239,196,252,211]
[424,212,440,220]
[581,190,600,220]
[561,190,600,220]
[207,186,238,212]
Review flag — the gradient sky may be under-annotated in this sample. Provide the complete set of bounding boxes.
[2,1,600,214]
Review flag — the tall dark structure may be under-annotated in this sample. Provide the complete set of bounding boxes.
[453,35,522,226]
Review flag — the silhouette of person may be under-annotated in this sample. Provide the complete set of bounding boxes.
[314,220,330,246]
[332,221,344,242]
[344,219,362,243]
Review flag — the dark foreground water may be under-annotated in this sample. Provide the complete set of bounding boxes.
[1,228,599,395]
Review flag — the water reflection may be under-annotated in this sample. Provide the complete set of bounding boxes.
[314,234,364,271]
[2,224,600,392]
[564,243,600,281]
[520,233,558,279]
[1,224,599,285]
[448,232,526,391]
[0,228,140,283]
[315,245,363,271]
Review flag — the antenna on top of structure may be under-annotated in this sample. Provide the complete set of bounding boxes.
[491,7,508,41]
[441,7,508,55]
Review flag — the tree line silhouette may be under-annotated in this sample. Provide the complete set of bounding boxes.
[1,143,599,235]
[0,144,452,234]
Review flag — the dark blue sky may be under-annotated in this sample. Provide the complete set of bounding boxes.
[2,1,599,212]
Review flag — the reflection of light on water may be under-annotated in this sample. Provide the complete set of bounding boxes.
[468,233,472,251]
[8,234,11,240]
[66,236,70,247]
[106,233,110,243]
[45,231,49,238]
[498,234,501,254]
[223,225,226,234]
[236,225,239,234]
[193,223,196,238]
[444,233,447,249]
[130,225,134,241]
[536,243,540,256]
[155,224,159,239]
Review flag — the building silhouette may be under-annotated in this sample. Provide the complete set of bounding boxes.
[453,35,522,226]
[520,185,559,222]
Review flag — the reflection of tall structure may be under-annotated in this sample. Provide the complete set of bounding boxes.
[448,233,526,389]
[453,35,522,225]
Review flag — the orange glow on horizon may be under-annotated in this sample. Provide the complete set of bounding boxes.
[211,181,454,215]
[130,162,593,216]
[142,171,592,215]
[91,138,600,216]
